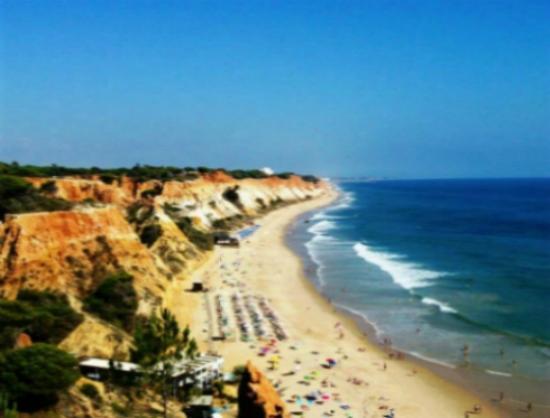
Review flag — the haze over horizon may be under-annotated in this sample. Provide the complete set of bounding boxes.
[1,1,549,179]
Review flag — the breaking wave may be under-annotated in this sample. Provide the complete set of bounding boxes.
[421,297,458,314]
[353,242,445,290]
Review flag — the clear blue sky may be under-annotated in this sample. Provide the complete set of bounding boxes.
[1,1,548,178]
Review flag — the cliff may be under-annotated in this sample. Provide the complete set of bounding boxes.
[238,362,290,418]
[0,206,165,310]
[0,171,328,357]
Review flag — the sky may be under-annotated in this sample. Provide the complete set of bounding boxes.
[0,1,549,178]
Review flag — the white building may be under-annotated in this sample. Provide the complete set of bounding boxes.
[79,354,224,390]
[260,167,274,176]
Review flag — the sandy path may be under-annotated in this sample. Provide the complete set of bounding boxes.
[182,192,502,418]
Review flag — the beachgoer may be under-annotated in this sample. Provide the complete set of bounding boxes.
[383,362,387,371]
[526,402,532,412]
[499,391,504,401]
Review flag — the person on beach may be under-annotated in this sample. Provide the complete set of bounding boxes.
[499,391,504,402]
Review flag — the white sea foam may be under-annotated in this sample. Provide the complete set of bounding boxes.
[421,297,458,314]
[307,234,335,245]
[311,211,327,220]
[307,220,336,234]
[408,351,456,369]
[353,242,444,289]
[329,191,354,210]
[333,303,383,337]
[485,369,513,377]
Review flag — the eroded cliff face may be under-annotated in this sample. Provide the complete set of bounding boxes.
[238,362,290,418]
[0,207,165,310]
[0,172,328,357]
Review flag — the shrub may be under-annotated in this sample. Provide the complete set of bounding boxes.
[301,174,320,183]
[0,392,18,418]
[212,215,247,231]
[255,197,266,209]
[276,172,293,179]
[222,186,240,204]
[127,203,154,224]
[139,224,162,247]
[39,180,57,193]
[222,186,244,210]
[0,175,32,198]
[0,290,83,350]
[80,383,101,403]
[111,401,131,416]
[0,343,79,411]
[227,169,267,180]
[0,175,72,219]
[140,185,163,199]
[83,271,138,331]
[175,218,213,251]
[99,174,117,184]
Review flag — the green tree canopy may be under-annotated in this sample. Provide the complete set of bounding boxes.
[0,290,83,350]
[0,343,79,411]
[131,309,198,418]
[83,271,138,331]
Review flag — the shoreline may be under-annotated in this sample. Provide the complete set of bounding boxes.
[187,189,504,417]
[289,187,549,418]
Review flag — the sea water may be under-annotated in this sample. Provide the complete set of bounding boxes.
[287,178,550,407]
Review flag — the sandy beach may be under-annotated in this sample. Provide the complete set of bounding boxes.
[176,190,503,418]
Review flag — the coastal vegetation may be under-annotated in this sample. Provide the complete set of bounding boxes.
[0,343,79,411]
[83,271,138,332]
[0,160,325,416]
[139,223,163,247]
[0,160,320,184]
[222,185,244,210]
[0,393,18,418]
[174,216,214,251]
[131,309,198,418]
[0,175,72,220]
[212,214,248,230]
[79,383,102,404]
[0,290,83,350]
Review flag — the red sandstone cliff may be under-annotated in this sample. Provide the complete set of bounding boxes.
[0,207,165,307]
[0,172,329,358]
[238,362,290,418]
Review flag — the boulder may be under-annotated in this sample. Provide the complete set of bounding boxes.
[238,361,289,418]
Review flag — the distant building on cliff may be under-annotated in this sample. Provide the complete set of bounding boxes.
[260,167,274,176]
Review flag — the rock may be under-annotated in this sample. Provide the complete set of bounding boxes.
[238,361,289,418]
[14,332,32,348]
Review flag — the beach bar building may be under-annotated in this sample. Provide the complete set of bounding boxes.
[79,354,223,391]
[79,358,141,381]
[171,355,224,390]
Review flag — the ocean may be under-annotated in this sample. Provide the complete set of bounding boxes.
[287,178,550,410]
